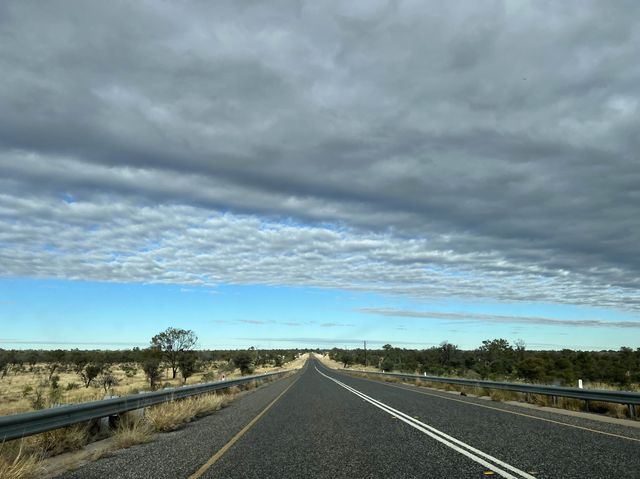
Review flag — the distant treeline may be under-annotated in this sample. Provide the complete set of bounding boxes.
[0,347,300,372]
[328,340,640,387]
[1,327,309,392]
[2,339,639,387]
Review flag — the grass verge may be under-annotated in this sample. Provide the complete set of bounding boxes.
[0,443,43,479]
[350,371,636,420]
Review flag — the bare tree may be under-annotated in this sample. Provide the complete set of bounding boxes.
[97,368,119,393]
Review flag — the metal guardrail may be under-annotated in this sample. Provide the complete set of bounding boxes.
[343,369,640,415]
[0,370,292,442]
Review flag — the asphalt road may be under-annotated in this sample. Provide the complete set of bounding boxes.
[59,358,640,478]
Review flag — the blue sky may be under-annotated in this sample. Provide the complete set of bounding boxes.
[2,2,640,352]
[2,278,638,351]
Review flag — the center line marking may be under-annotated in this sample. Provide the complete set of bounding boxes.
[316,366,536,479]
[343,371,640,443]
[189,373,301,479]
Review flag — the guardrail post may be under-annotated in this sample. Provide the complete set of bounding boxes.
[99,395,119,435]
[99,416,110,435]
[628,404,637,419]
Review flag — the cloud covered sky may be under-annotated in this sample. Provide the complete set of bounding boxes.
[1,1,639,349]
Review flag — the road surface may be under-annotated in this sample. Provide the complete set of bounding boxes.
[59,358,640,478]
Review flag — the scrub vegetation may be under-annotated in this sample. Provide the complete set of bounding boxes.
[321,340,639,419]
[328,339,640,388]
[0,327,304,478]
[0,328,303,417]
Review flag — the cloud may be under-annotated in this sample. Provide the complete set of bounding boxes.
[1,2,640,314]
[320,322,355,328]
[238,320,269,325]
[357,308,640,329]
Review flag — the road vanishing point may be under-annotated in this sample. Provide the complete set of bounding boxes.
[59,358,640,478]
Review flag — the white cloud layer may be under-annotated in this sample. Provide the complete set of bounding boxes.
[1,1,640,314]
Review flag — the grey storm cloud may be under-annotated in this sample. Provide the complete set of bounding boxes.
[1,1,640,312]
[358,308,640,329]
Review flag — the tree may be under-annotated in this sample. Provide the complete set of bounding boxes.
[0,351,9,379]
[339,351,353,368]
[273,355,284,368]
[514,339,526,362]
[142,348,163,390]
[438,342,460,369]
[516,357,546,382]
[178,352,198,384]
[120,363,138,378]
[151,327,198,379]
[78,363,103,388]
[477,339,515,376]
[380,356,395,372]
[97,368,119,393]
[47,362,60,382]
[234,351,255,375]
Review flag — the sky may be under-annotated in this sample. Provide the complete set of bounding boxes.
[1,1,639,351]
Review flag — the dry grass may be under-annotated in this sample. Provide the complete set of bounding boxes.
[0,443,43,479]
[145,401,195,432]
[0,357,303,417]
[348,369,636,420]
[313,353,346,370]
[145,393,228,432]
[489,389,519,402]
[111,417,155,449]
[0,362,298,478]
[586,401,628,418]
[26,423,90,456]
[283,353,309,370]
[189,393,230,417]
[225,385,241,396]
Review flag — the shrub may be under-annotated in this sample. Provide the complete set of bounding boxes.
[234,352,255,376]
[142,357,162,390]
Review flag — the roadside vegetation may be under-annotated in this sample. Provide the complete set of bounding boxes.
[320,340,639,420]
[0,328,303,417]
[0,327,304,478]
[326,339,640,389]
[0,373,295,479]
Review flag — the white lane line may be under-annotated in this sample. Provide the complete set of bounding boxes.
[316,366,536,479]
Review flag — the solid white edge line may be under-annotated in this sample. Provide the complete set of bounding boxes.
[316,366,536,479]
[333,376,537,479]
[317,369,521,479]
